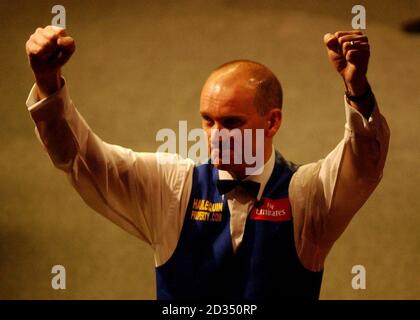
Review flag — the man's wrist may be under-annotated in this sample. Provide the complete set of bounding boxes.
[345,77,375,119]
[343,76,369,96]
[345,83,372,102]
[35,71,62,99]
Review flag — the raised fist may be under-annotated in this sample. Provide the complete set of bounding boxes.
[25,26,75,97]
[323,30,370,96]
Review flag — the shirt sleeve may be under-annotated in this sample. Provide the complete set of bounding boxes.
[26,80,195,266]
[289,96,390,272]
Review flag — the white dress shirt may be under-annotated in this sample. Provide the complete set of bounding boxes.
[26,80,390,272]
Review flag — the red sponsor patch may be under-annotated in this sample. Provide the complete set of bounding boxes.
[249,197,292,222]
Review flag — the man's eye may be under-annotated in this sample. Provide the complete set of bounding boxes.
[202,117,214,126]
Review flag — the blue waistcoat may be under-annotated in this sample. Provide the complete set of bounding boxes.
[156,151,323,300]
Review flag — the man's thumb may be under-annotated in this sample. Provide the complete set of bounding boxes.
[56,36,75,66]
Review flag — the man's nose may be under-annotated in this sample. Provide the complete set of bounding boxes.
[210,126,234,150]
[208,122,223,141]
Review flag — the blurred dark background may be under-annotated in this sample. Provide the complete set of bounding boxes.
[0,0,419,299]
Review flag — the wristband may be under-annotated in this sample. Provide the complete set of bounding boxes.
[345,84,373,102]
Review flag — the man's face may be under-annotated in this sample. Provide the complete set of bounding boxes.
[199,74,267,176]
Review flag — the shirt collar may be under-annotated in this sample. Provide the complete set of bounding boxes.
[218,146,275,201]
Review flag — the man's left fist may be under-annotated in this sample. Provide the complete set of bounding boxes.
[323,30,370,95]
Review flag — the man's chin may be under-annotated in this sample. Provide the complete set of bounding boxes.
[213,162,243,173]
[210,150,247,173]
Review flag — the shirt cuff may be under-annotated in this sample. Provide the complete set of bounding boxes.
[344,95,382,138]
[25,78,70,121]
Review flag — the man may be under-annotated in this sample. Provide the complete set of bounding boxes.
[25,26,389,299]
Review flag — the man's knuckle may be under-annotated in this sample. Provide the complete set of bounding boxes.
[29,45,39,55]
[48,32,57,40]
[35,27,43,33]
[39,39,49,49]
[25,40,31,51]
[43,36,53,46]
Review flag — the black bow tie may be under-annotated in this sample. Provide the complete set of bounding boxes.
[216,179,261,198]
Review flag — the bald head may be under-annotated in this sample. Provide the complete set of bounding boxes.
[205,60,283,115]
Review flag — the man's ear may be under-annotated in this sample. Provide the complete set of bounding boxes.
[265,108,282,138]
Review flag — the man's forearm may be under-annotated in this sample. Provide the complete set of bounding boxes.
[26,81,155,243]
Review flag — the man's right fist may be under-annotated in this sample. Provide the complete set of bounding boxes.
[25,26,75,98]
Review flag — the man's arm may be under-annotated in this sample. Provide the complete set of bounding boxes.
[289,31,390,271]
[25,26,194,266]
